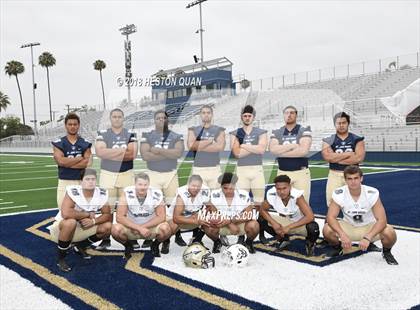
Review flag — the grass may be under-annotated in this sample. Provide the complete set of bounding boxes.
[0,154,393,215]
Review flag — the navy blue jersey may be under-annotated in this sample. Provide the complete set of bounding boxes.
[96,128,137,173]
[271,124,312,171]
[323,132,364,171]
[51,136,92,180]
[230,127,267,166]
[189,125,225,167]
[141,130,183,172]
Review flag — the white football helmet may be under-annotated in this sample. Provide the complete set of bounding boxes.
[221,244,249,267]
[183,243,215,269]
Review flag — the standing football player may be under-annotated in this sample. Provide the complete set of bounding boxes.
[187,104,226,189]
[95,108,138,250]
[52,113,92,209]
[322,112,365,206]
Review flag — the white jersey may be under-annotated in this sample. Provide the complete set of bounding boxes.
[210,189,251,218]
[332,185,379,227]
[266,187,304,222]
[55,185,108,221]
[124,186,163,225]
[168,185,210,217]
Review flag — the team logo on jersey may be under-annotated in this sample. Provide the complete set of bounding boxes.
[212,192,221,198]
[335,189,343,194]
[71,188,80,196]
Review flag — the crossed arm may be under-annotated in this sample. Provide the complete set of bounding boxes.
[140,141,184,161]
[269,136,312,158]
[53,147,92,169]
[95,141,138,162]
[187,129,226,153]
[230,133,268,159]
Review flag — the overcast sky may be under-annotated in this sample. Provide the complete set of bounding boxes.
[1,0,419,123]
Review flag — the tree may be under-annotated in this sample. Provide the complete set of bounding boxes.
[4,61,25,124]
[39,52,56,122]
[0,91,11,112]
[93,60,106,110]
[0,116,34,139]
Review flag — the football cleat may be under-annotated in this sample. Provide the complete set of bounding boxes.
[212,238,222,254]
[161,239,170,254]
[73,245,91,260]
[382,250,398,265]
[57,258,71,272]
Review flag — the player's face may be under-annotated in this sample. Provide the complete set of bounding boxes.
[200,108,213,123]
[81,175,96,191]
[155,113,168,130]
[65,119,80,135]
[345,173,363,190]
[221,183,235,197]
[135,178,149,196]
[110,111,124,129]
[275,182,291,199]
[283,108,297,125]
[335,117,349,134]
[241,113,254,126]
[188,180,202,197]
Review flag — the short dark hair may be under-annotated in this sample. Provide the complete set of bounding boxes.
[135,172,150,183]
[80,168,97,180]
[333,112,350,124]
[188,174,203,184]
[218,172,238,185]
[343,165,363,178]
[241,105,256,116]
[273,175,291,184]
[64,113,80,124]
[110,108,124,117]
[283,105,298,114]
[154,109,168,119]
[200,105,213,113]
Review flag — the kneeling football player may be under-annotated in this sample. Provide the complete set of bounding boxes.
[322,165,398,265]
[111,172,172,258]
[49,168,112,272]
[260,174,320,256]
[205,172,259,254]
[163,174,213,254]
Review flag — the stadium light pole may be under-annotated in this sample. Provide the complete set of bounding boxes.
[21,42,40,135]
[119,24,137,105]
[186,0,207,64]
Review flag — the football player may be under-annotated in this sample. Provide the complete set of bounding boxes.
[49,168,112,272]
[95,108,138,250]
[140,110,185,246]
[162,174,212,254]
[187,105,225,190]
[259,175,320,256]
[230,105,267,245]
[322,165,398,265]
[322,112,365,206]
[205,173,259,254]
[111,173,172,258]
[52,113,92,209]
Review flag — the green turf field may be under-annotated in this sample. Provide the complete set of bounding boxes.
[0,154,392,215]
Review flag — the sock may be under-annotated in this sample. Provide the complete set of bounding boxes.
[57,240,71,259]
[193,229,205,242]
[383,247,391,253]
[88,234,101,244]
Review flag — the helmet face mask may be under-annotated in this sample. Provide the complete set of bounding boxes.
[183,243,215,269]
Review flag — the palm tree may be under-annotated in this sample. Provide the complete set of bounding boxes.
[4,61,25,124]
[93,60,106,110]
[0,91,11,112]
[39,52,56,122]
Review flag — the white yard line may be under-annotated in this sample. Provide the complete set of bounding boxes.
[0,202,13,205]
[0,176,57,182]
[0,170,56,175]
[0,205,28,210]
[0,187,56,194]
[0,207,58,217]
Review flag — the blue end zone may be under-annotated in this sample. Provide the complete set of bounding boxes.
[309,170,420,229]
[0,211,272,310]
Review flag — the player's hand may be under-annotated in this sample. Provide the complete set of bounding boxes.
[359,238,370,251]
[138,226,151,238]
[339,233,352,249]
[282,225,291,235]
[198,218,211,227]
[216,219,231,228]
[272,223,283,236]
[80,218,94,229]
[89,212,96,219]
